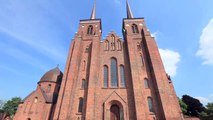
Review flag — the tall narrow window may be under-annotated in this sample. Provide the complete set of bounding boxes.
[105,40,109,50]
[148,97,154,112]
[87,25,93,35]
[111,58,118,87]
[112,35,115,43]
[132,24,139,34]
[81,79,85,89]
[34,97,38,103]
[117,40,121,50]
[120,65,125,87]
[78,97,83,112]
[111,35,115,50]
[144,78,149,88]
[82,60,86,71]
[47,84,51,92]
[29,97,38,113]
[104,65,108,88]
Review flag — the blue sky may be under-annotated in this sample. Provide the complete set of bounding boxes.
[0,0,213,105]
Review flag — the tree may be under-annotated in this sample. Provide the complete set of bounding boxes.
[2,97,21,117]
[199,103,213,120]
[179,98,187,115]
[206,103,213,115]
[182,95,205,117]
[0,100,6,110]
[199,111,208,118]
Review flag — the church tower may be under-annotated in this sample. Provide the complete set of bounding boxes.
[14,1,183,120]
[52,1,182,120]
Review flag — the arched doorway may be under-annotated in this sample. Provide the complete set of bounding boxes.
[110,104,120,120]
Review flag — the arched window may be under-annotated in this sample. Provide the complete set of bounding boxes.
[111,58,118,87]
[78,97,83,112]
[81,79,85,89]
[132,24,139,34]
[104,65,108,88]
[112,35,115,43]
[82,60,86,71]
[111,35,116,50]
[120,65,125,87]
[34,97,38,103]
[148,97,154,112]
[47,84,51,92]
[87,25,93,35]
[144,78,149,88]
[105,40,109,50]
[117,40,121,50]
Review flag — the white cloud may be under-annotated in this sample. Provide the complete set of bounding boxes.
[151,31,158,39]
[196,18,213,65]
[159,49,180,77]
[151,31,180,77]
[195,94,213,106]
[195,96,210,106]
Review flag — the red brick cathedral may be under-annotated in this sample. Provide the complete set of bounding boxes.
[14,1,183,120]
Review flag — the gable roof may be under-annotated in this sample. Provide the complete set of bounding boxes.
[21,86,58,104]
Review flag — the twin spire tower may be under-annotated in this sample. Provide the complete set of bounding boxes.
[90,0,134,19]
[14,1,183,120]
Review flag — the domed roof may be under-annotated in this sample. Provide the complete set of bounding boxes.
[39,67,63,83]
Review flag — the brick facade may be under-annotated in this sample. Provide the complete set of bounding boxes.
[14,3,183,120]
[52,18,183,120]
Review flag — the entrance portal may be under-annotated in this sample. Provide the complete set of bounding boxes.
[110,104,120,120]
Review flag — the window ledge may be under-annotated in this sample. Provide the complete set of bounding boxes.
[149,112,155,115]
[119,87,127,89]
[102,87,108,89]
[102,87,118,89]
[76,113,82,115]
[102,87,127,89]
